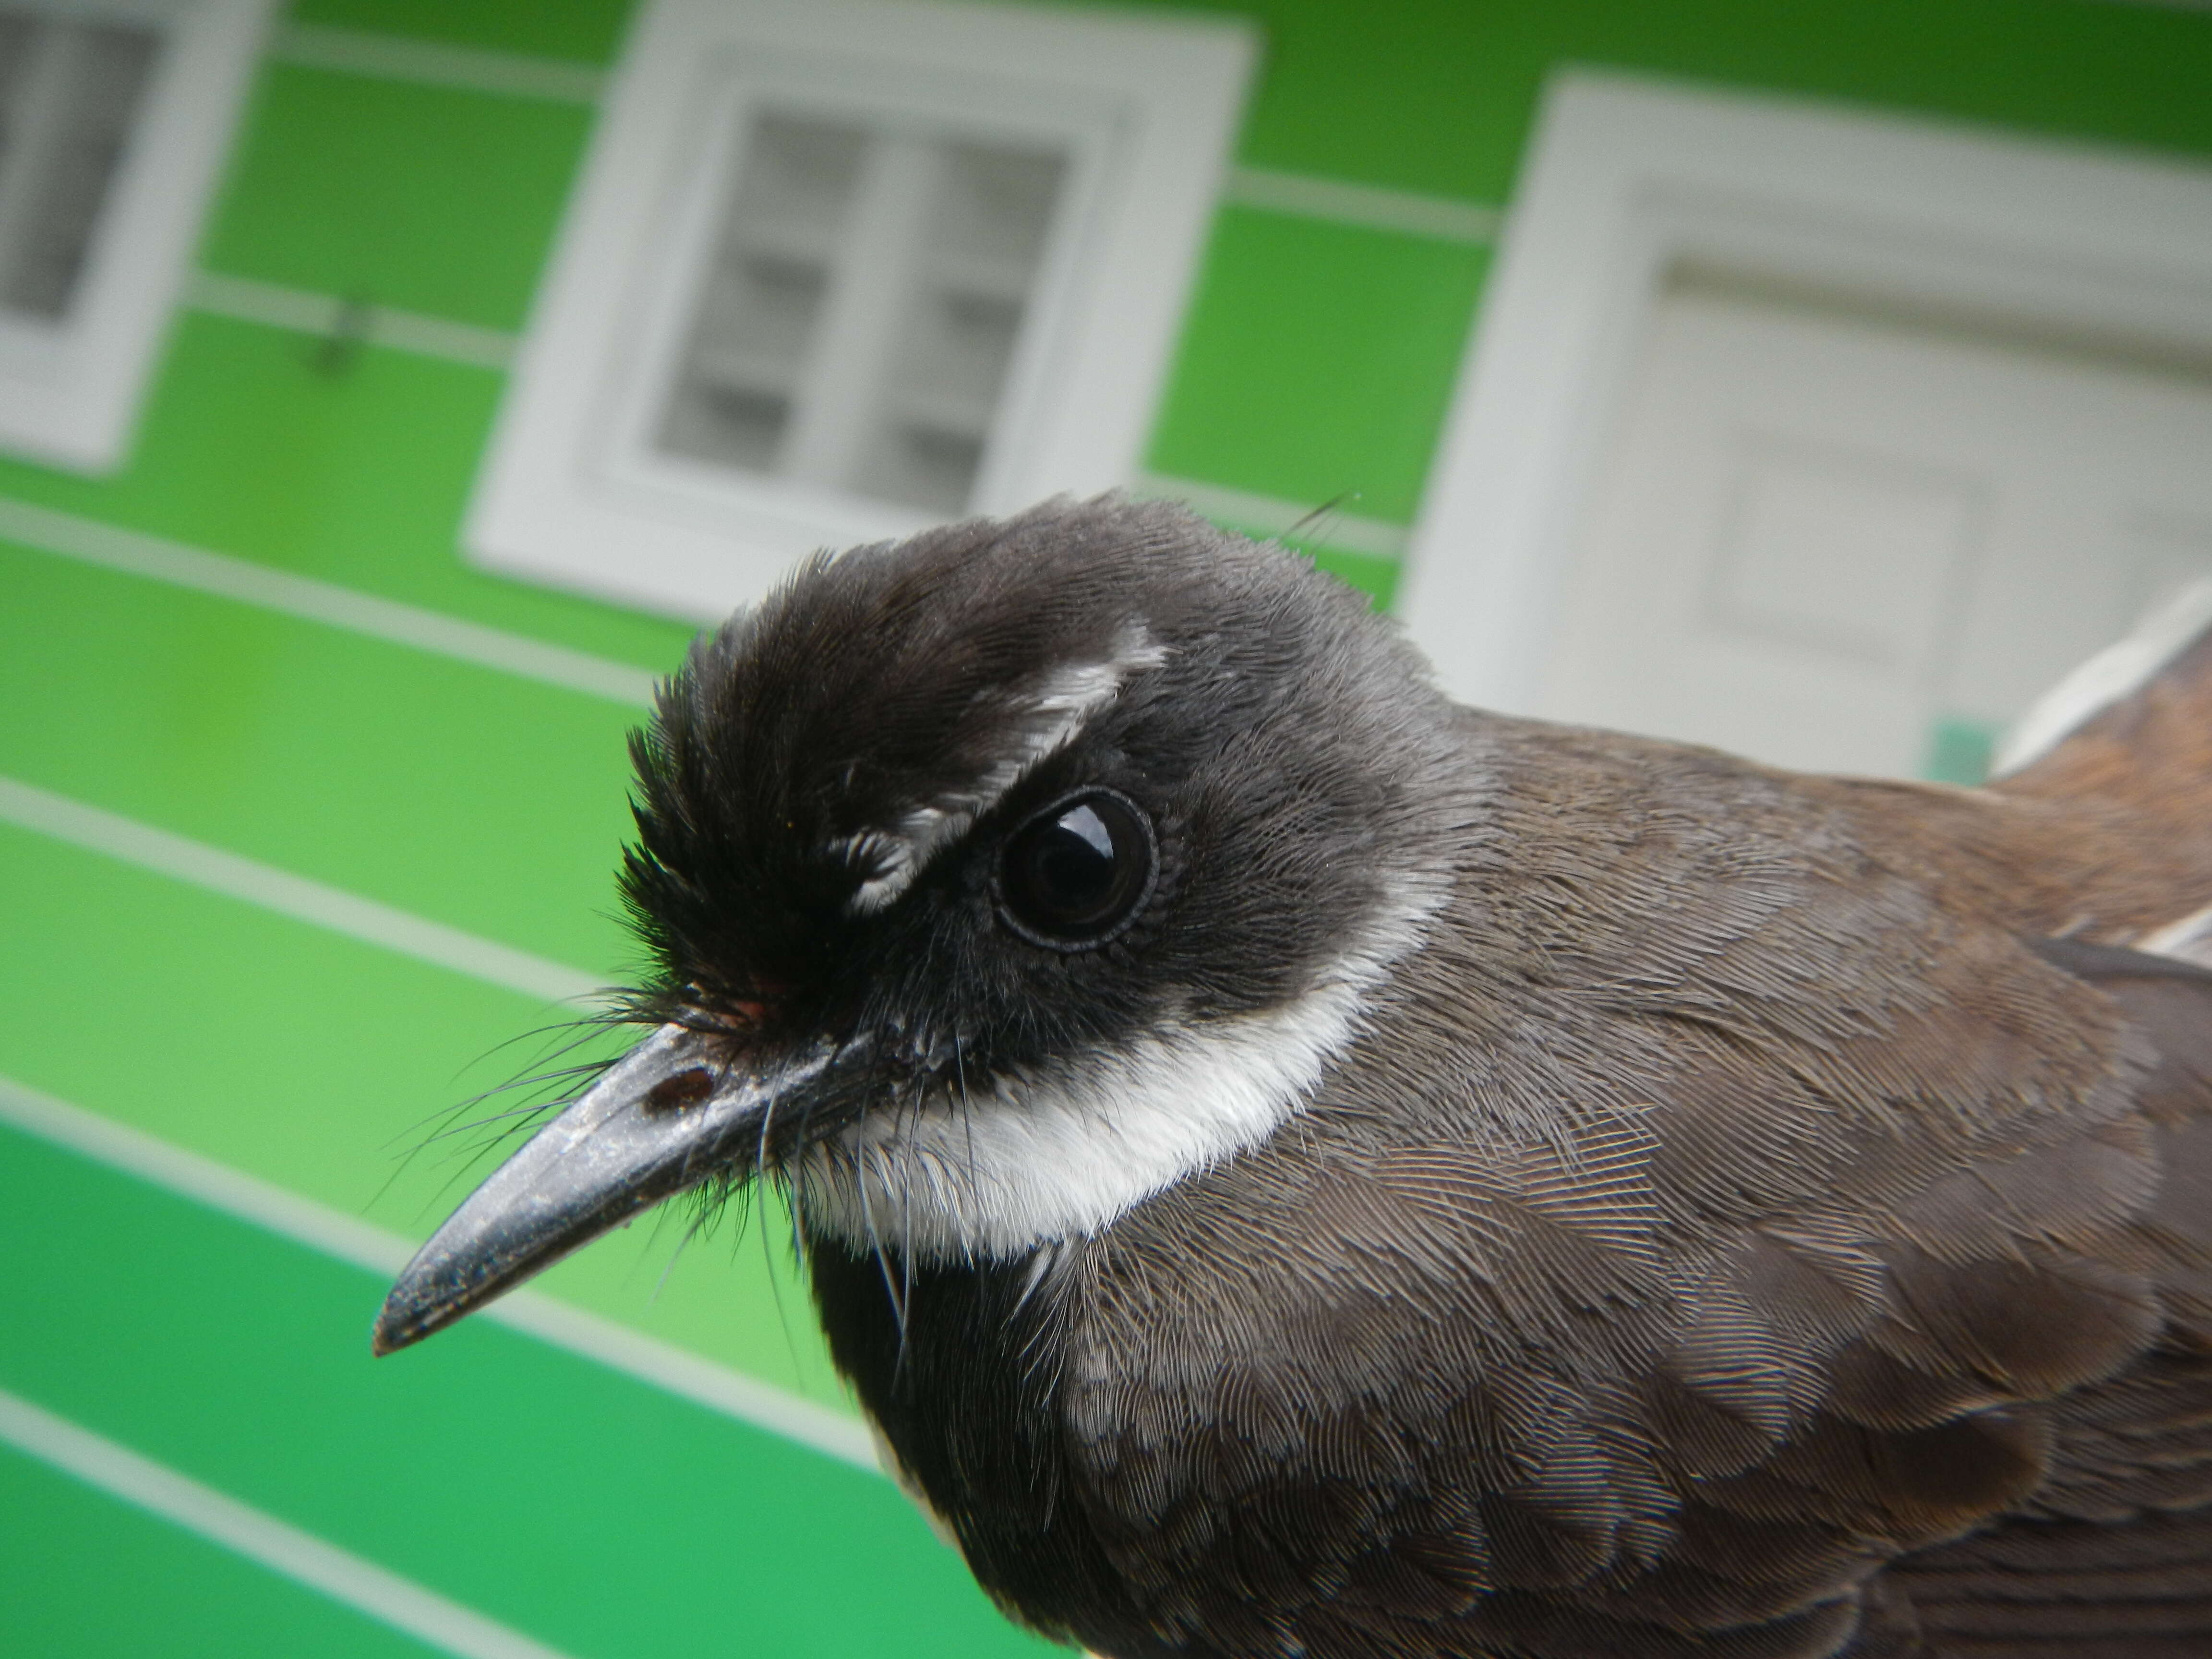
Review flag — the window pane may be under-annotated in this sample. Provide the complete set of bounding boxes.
[659,113,868,473]
[657,106,1069,518]
[0,14,161,322]
[858,141,1066,514]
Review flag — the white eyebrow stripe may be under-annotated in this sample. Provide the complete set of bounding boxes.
[839,626,1167,915]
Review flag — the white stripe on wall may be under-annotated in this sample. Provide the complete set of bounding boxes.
[1224,166,1503,245]
[0,1385,581,1659]
[1133,472,1411,560]
[0,1075,881,1473]
[0,495,661,707]
[181,273,1425,572]
[265,22,1501,250]
[0,775,604,1007]
[268,21,606,105]
[189,272,519,371]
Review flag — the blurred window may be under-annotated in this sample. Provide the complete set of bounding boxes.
[660,114,1069,517]
[467,0,1255,621]
[0,0,270,473]
[0,12,158,321]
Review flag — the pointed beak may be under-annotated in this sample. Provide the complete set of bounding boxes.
[373,1022,836,1356]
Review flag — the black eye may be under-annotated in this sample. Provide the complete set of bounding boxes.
[996,789,1157,950]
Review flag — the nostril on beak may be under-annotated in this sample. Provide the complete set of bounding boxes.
[643,1067,715,1113]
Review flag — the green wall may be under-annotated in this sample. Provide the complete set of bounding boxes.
[4,0,2209,1652]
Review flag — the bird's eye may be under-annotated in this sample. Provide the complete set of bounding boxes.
[996,789,1157,950]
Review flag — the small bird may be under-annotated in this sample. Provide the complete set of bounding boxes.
[377,496,2212,1659]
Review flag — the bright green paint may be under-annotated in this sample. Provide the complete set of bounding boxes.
[0,314,694,671]
[291,0,636,65]
[1148,209,1488,528]
[0,1446,448,1658]
[203,65,592,334]
[290,0,2212,204]
[1116,0,2212,201]
[0,540,643,974]
[0,822,849,1410]
[1303,547,1399,610]
[0,1128,1054,1658]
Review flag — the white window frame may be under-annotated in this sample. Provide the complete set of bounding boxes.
[1398,70,2212,715]
[0,0,272,473]
[467,0,1256,622]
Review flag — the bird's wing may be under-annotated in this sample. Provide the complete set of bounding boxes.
[1862,940,2212,1659]
[1058,823,2212,1658]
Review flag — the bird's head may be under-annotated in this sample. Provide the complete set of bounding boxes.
[374,496,1462,1354]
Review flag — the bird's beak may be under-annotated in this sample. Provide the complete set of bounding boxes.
[372,1021,835,1356]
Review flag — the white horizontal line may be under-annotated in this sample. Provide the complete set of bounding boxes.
[0,494,660,707]
[264,22,1492,252]
[269,21,605,105]
[272,20,1496,251]
[1224,166,1503,245]
[0,1383,578,1659]
[1132,472,1410,560]
[486,1279,879,1470]
[0,1074,881,1473]
[188,271,518,371]
[0,1074,418,1283]
[0,775,603,1007]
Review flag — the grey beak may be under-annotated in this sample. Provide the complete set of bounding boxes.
[373,1022,833,1356]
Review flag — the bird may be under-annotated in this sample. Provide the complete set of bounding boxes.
[375,494,2212,1659]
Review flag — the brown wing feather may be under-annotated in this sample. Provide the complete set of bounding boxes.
[1848,945,2212,1657]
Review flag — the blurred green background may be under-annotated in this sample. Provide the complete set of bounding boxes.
[4,0,2211,1653]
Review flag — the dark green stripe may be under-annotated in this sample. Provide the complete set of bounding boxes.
[0,1443,449,1659]
[0,1121,1051,1659]
[289,0,634,65]
[1134,0,2212,200]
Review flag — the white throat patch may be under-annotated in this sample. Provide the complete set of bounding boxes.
[837,625,1167,915]
[794,874,1442,1263]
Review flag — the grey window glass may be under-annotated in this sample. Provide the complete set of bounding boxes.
[0,13,160,321]
[659,108,1069,516]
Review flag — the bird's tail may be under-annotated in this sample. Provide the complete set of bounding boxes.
[1992,581,2212,960]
